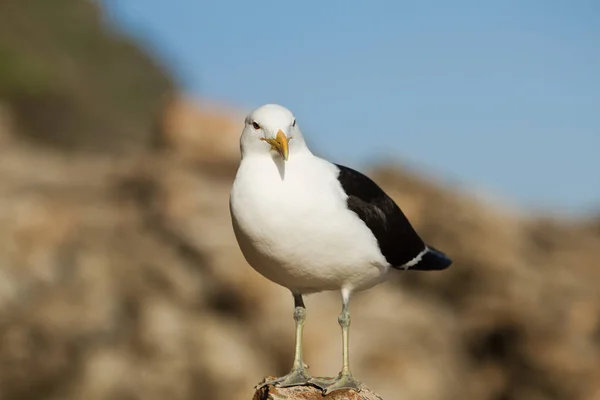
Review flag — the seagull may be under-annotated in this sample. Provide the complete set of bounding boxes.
[229,104,452,394]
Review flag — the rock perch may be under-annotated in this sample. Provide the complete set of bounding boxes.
[252,378,384,400]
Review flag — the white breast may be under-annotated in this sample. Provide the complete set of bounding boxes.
[229,154,390,294]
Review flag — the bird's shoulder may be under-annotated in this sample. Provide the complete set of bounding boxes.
[333,163,390,203]
[333,163,426,267]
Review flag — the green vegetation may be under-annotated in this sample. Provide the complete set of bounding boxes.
[0,0,175,151]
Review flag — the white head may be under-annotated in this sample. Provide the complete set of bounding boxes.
[239,104,308,161]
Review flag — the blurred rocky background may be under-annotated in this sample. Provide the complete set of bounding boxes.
[1,1,599,400]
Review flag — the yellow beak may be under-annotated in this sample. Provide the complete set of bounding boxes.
[261,129,289,161]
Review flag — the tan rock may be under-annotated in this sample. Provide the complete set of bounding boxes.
[159,97,246,165]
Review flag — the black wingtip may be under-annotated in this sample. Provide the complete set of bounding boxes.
[409,246,452,271]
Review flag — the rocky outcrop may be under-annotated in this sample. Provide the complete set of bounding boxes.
[253,380,384,400]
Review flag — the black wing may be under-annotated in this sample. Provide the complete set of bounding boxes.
[335,164,451,271]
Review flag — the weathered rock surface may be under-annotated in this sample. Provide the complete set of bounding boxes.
[253,380,383,400]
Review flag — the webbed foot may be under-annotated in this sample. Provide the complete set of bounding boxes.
[311,372,362,395]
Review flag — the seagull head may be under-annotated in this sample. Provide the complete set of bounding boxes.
[240,104,306,161]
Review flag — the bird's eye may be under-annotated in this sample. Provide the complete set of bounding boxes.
[252,121,261,130]
[292,119,296,127]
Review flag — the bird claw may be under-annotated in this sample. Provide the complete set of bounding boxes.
[311,373,362,395]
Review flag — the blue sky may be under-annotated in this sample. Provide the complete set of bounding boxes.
[101,0,599,214]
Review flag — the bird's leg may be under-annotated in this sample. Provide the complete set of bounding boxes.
[257,293,323,389]
[310,289,362,394]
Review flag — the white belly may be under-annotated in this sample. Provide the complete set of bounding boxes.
[229,155,390,294]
